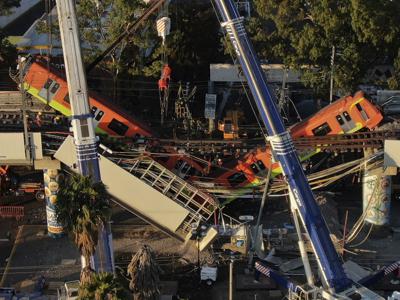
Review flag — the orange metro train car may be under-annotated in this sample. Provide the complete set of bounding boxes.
[210,91,383,189]
[22,59,206,176]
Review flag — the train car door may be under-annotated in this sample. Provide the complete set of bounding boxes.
[249,160,267,176]
[38,78,60,102]
[355,103,370,121]
[174,160,193,179]
[90,106,105,127]
[335,111,355,132]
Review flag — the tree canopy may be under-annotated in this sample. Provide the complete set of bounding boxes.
[0,0,20,65]
[0,0,20,15]
[56,174,111,284]
[127,245,161,300]
[78,272,123,300]
[250,0,400,94]
[39,1,225,78]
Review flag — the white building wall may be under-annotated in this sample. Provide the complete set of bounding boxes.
[210,63,302,83]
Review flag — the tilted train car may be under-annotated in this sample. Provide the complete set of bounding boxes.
[21,59,205,176]
[211,91,383,188]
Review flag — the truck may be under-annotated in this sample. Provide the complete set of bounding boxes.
[0,167,44,205]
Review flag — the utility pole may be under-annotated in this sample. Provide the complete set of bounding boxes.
[19,57,31,161]
[329,45,335,103]
[247,167,271,269]
[229,256,234,300]
[278,68,288,115]
[55,0,114,272]
[206,81,216,134]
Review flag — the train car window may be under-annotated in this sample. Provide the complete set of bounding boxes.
[181,164,191,175]
[257,160,266,170]
[356,103,369,120]
[227,171,247,187]
[63,93,70,104]
[50,82,60,94]
[250,163,259,174]
[91,106,97,115]
[174,160,184,169]
[312,122,332,136]
[108,118,129,136]
[95,110,104,121]
[43,79,53,89]
[343,111,351,121]
[174,160,193,179]
[250,160,267,174]
[336,115,344,125]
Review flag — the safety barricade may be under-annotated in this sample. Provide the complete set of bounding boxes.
[0,206,24,220]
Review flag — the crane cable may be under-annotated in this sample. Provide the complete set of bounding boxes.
[345,165,388,245]
[157,3,171,125]
[209,0,267,138]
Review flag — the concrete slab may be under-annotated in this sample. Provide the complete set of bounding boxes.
[279,257,303,273]
[343,260,371,282]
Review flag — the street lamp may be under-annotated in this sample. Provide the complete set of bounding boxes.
[329,45,336,103]
[329,46,343,103]
[190,222,208,279]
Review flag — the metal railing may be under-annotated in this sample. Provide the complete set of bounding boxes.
[107,155,219,235]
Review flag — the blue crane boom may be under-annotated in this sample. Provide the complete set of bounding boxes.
[55,0,114,273]
[212,0,351,292]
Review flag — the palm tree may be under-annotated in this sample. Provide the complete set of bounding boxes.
[127,245,161,300]
[78,272,122,300]
[55,173,111,284]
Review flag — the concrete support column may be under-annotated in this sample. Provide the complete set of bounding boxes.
[362,166,392,226]
[43,169,64,238]
[229,258,234,300]
[207,81,216,134]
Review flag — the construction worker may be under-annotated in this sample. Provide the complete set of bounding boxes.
[35,112,42,127]
[26,114,32,130]
[53,115,61,125]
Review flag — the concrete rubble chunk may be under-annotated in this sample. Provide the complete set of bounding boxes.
[279,257,304,272]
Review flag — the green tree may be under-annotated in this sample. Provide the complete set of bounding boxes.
[0,30,17,64]
[37,0,156,99]
[127,245,161,300]
[156,1,225,81]
[250,0,400,95]
[0,0,20,65]
[56,174,111,284]
[78,272,123,300]
[0,0,20,15]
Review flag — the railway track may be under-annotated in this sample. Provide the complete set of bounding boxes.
[0,91,54,113]
[41,129,400,156]
[138,130,400,152]
[293,130,400,151]
[2,128,398,164]
[101,129,400,153]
